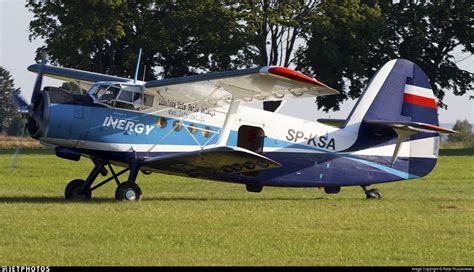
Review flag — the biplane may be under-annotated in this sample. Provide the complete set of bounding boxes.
[13,54,456,201]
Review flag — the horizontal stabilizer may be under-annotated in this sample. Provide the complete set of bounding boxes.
[366,120,457,166]
[365,120,458,134]
[142,146,281,177]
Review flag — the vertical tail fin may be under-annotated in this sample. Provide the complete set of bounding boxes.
[346,59,442,177]
[346,59,438,126]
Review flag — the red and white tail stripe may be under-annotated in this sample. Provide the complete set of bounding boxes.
[403,84,437,109]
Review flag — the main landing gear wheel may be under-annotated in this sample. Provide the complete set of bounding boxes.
[65,179,92,200]
[364,188,382,200]
[115,182,142,201]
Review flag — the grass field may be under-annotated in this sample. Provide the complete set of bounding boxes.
[0,148,472,266]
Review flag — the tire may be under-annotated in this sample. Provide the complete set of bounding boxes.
[246,184,263,193]
[65,179,92,200]
[141,170,152,175]
[366,188,382,200]
[115,182,142,201]
[324,186,341,194]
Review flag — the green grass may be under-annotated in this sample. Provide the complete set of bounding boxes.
[0,148,473,266]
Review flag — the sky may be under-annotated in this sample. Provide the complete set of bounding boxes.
[1,0,473,124]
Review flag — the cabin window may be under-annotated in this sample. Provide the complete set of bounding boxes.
[202,126,212,138]
[143,94,154,107]
[157,117,167,128]
[188,123,198,135]
[173,120,183,132]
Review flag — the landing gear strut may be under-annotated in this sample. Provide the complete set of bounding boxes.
[64,159,143,201]
[361,186,382,200]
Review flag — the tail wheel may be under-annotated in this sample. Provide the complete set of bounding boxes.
[366,188,382,200]
[65,179,92,200]
[115,182,142,201]
[141,170,152,175]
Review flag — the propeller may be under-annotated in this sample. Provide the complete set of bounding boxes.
[30,55,46,109]
[9,118,27,169]
[11,88,29,114]
[10,54,47,169]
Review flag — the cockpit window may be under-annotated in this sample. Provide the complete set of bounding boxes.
[115,90,143,110]
[90,83,154,111]
[117,90,134,103]
[97,86,120,105]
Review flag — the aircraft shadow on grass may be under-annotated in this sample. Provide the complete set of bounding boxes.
[0,196,326,204]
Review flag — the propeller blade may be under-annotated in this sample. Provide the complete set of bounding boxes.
[11,88,29,113]
[10,121,28,170]
[31,53,47,106]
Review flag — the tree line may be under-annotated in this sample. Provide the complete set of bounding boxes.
[27,0,472,111]
[1,0,473,136]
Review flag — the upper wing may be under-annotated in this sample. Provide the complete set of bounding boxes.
[28,64,338,106]
[28,64,131,90]
[142,146,281,176]
[144,66,338,107]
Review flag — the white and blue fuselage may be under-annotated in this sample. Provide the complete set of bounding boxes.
[32,59,444,190]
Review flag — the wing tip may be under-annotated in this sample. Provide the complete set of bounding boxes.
[27,64,39,72]
[262,66,339,95]
[420,123,459,134]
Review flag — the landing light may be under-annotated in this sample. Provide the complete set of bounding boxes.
[289,89,304,97]
[273,92,285,99]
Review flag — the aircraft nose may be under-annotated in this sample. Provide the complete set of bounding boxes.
[28,91,50,139]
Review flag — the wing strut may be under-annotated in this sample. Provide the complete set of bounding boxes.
[216,98,240,146]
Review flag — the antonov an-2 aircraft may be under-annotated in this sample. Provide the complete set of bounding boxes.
[13,54,456,201]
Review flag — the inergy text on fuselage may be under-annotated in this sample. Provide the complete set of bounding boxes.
[102,116,154,135]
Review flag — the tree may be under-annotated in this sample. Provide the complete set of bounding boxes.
[28,0,473,112]
[233,1,318,67]
[0,66,23,136]
[230,1,319,111]
[298,0,473,112]
[378,0,473,109]
[28,0,156,79]
[27,0,247,80]
[448,119,473,143]
[27,0,319,111]
[295,0,384,111]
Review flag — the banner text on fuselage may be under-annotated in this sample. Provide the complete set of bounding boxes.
[102,116,154,135]
[286,129,336,150]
